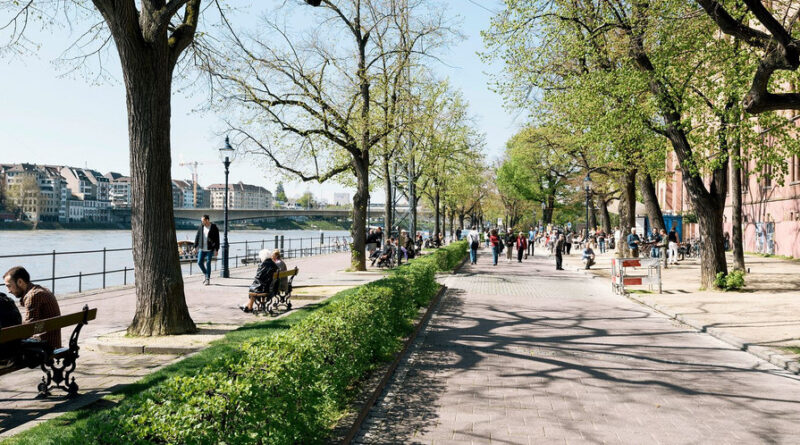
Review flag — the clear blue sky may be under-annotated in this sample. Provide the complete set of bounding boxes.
[0,0,517,203]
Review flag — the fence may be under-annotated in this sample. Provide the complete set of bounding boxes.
[0,234,352,296]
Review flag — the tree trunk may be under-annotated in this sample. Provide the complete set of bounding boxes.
[449,208,455,241]
[458,211,465,231]
[597,194,612,234]
[122,43,195,336]
[640,172,666,235]
[383,155,393,241]
[350,153,370,271]
[730,138,746,271]
[433,181,440,237]
[695,195,728,288]
[618,170,637,258]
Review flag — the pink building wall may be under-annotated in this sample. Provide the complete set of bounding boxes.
[659,151,800,258]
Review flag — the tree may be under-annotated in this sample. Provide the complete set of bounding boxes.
[275,182,287,202]
[207,0,448,270]
[297,191,315,209]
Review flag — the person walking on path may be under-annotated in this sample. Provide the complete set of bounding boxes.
[597,229,606,253]
[467,227,481,265]
[516,232,528,263]
[489,229,501,266]
[527,226,536,258]
[194,215,220,285]
[504,228,515,263]
[3,266,62,349]
[668,225,679,265]
[565,231,573,255]
[555,234,565,270]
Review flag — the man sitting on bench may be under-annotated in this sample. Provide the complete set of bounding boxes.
[241,249,280,313]
[0,292,22,368]
[4,267,62,349]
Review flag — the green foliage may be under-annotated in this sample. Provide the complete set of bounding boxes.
[12,242,467,445]
[275,182,287,202]
[714,270,746,291]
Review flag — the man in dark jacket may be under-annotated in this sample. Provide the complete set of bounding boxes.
[0,292,22,364]
[195,215,220,285]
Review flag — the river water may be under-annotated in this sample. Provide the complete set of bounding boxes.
[0,229,352,296]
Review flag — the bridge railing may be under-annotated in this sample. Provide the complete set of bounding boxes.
[0,234,352,297]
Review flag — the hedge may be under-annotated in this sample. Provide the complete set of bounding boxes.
[52,241,467,445]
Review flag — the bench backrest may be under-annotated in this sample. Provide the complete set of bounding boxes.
[0,308,97,344]
[273,266,299,280]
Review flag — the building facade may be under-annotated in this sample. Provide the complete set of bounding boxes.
[207,182,273,209]
[657,151,800,258]
[105,172,132,208]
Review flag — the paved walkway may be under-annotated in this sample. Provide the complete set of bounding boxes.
[0,251,386,437]
[559,248,800,371]
[356,249,800,444]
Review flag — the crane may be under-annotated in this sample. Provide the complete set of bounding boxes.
[178,159,214,208]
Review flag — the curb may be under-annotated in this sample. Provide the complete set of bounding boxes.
[337,283,449,444]
[625,294,800,375]
[570,258,800,376]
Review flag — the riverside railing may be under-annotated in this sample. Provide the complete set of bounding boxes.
[0,234,352,296]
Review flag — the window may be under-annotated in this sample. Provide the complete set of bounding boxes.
[792,155,800,183]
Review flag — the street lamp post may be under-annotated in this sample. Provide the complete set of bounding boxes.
[541,201,546,229]
[219,136,235,278]
[583,174,592,241]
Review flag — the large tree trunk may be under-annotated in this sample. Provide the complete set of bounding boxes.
[640,172,666,235]
[618,170,637,258]
[449,208,455,240]
[120,36,195,336]
[730,138,746,271]
[351,153,370,271]
[588,195,597,232]
[383,155,393,241]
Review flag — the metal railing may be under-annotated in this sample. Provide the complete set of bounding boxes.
[0,234,352,296]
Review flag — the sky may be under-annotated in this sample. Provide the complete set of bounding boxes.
[0,0,518,204]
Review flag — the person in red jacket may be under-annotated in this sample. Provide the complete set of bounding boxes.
[489,229,501,266]
[515,232,528,263]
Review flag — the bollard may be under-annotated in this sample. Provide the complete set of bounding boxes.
[102,248,107,289]
[78,272,82,293]
[320,232,324,254]
[274,235,279,250]
[124,267,128,285]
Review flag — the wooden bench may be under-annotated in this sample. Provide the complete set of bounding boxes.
[0,305,97,398]
[248,267,299,316]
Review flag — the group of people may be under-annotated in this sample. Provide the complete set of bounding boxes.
[1,266,62,367]
[366,227,444,268]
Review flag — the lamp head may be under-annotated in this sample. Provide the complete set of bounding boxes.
[583,173,592,191]
[219,136,235,163]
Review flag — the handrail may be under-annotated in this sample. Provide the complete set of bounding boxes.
[0,234,352,295]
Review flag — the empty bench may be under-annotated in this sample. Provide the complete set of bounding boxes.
[0,305,97,398]
[248,267,299,316]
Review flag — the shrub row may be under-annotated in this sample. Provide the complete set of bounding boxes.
[76,241,468,444]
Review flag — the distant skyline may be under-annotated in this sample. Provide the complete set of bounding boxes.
[0,1,517,203]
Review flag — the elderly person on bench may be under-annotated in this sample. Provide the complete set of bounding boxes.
[240,249,281,313]
[0,292,22,367]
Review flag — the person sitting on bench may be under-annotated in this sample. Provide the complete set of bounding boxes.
[3,267,61,349]
[272,250,289,294]
[0,292,22,367]
[241,249,279,313]
[375,238,396,267]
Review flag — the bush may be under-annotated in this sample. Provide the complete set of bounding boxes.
[67,240,468,444]
[714,270,746,291]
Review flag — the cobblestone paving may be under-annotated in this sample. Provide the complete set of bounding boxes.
[0,252,384,436]
[355,250,800,444]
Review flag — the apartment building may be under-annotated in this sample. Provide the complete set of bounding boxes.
[0,163,67,222]
[59,166,112,222]
[658,151,800,258]
[105,172,132,208]
[207,181,273,209]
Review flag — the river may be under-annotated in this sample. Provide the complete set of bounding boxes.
[0,229,352,296]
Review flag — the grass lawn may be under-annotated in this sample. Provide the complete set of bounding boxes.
[4,290,353,445]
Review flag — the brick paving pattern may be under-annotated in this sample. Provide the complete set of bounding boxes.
[0,252,384,436]
[356,249,800,444]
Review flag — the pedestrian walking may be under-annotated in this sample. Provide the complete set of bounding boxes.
[627,227,641,258]
[565,231,572,255]
[597,229,606,253]
[516,232,527,263]
[527,226,536,258]
[555,234,565,270]
[668,225,679,265]
[489,229,501,266]
[505,229,515,262]
[467,226,481,265]
[194,215,220,285]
